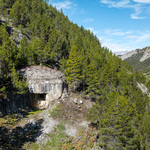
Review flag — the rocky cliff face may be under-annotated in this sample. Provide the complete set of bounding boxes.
[0,93,31,117]
[1,15,29,46]
[120,48,146,60]
[139,46,150,62]
[120,50,138,60]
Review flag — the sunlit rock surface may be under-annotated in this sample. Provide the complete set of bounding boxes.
[139,46,150,62]
[120,50,137,60]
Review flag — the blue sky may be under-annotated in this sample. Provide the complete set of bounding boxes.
[50,0,150,52]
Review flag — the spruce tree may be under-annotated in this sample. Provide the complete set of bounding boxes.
[17,36,28,67]
[95,96,141,149]
[65,45,82,92]
[85,62,99,99]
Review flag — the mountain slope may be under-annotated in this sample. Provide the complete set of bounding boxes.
[121,46,150,75]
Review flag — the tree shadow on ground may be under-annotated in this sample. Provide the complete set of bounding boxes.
[0,119,43,150]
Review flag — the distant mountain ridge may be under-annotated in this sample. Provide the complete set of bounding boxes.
[114,50,128,56]
[120,46,150,75]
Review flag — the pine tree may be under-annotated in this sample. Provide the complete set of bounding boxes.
[11,65,28,94]
[85,62,99,99]
[9,0,26,26]
[0,24,17,76]
[95,96,141,149]
[140,111,150,149]
[17,36,28,67]
[65,45,82,92]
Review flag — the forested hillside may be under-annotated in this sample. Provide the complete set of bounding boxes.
[0,0,150,149]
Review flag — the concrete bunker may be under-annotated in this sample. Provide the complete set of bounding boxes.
[19,66,68,109]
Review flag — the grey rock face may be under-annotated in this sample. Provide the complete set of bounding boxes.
[139,46,150,62]
[120,47,147,61]
[0,15,28,46]
[12,31,24,45]
[0,93,31,117]
[120,50,137,60]
[137,82,148,95]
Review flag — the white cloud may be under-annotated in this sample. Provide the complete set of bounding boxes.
[52,1,85,17]
[100,0,149,19]
[100,0,130,8]
[105,29,132,36]
[134,0,150,3]
[86,27,94,31]
[99,37,130,52]
[131,14,145,19]
[98,29,150,52]
[126,35,139,38]
[86,27,99,35]
[122,30,150,43]
[111,29,150,43]
[134,32,150,42]
[131,5,145,19]
[80,9,85,13]
[83,18,94,23]
[51,0,79,16]
[52,1,73,10]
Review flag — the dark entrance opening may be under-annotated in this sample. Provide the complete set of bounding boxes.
[37,94,46,101]
[30,93,47,109]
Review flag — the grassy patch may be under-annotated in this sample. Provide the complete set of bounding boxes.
[0,118,7,126]
[0,114,23,127]
[49,105,63,119]
[29,143,40,150]
[26,109,43,116]
[62,128,96,150]
[46,123,68,150]
[0,109,44,128]
[23,142,39,150]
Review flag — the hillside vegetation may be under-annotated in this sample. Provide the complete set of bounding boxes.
[0,0,150,149]
[121,47,150,75]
